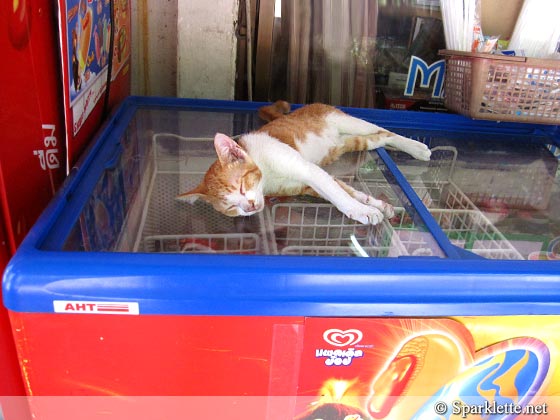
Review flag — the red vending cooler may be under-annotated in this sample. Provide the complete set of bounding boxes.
[0,0,67,399]
[3,97,560,419]
[0,0,131,406]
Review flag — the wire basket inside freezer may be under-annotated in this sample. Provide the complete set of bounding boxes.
[267,201,407,257]
[359,146,470,210]
[133,134,269,254]
[391,208,523,260]
[450,145,558,211]
[359,147,523,259]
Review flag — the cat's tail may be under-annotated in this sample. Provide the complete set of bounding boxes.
[258,100,291,122]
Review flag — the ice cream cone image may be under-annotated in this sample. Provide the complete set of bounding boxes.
[77,0,93,76]
[368,333,469,419]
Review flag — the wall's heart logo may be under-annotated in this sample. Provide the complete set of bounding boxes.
[323,329,363,347]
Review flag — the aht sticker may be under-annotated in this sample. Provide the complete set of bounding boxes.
[53,300,139,315]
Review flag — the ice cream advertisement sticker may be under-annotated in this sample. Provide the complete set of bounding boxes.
[316,329,366,367]
[323,329,363,347]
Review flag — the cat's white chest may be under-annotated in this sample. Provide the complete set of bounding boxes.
[240,133,322,193]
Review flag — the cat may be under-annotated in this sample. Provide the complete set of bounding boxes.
[177,101,431,225]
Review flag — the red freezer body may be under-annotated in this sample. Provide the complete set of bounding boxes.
[7,311,560,419]
[0,212,25,396]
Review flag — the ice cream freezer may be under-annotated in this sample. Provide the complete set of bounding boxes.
[3,96,560,419]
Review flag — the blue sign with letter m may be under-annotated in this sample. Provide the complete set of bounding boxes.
[405,56,445,98]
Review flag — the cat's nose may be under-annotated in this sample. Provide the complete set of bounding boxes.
[247,200,256,210]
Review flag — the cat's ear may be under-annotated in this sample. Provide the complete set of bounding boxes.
[214,133,248,165]
[176,184,207,204]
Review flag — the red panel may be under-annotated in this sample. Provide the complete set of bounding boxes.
[9,312,304,396]
[0,0,67,250]
[0,299,25,396]
[0,209,25,396]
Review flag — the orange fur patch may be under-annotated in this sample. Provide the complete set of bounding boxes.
[257,103,341,150]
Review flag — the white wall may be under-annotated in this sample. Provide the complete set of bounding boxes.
[131,0,239,100]
[177,0,239,99]
[131,0,178,97]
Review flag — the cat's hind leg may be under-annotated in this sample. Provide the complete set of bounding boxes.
[383,135,431,161]
[327,112,431,161]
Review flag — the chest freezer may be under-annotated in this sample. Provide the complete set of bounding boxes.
[3,97,560,420]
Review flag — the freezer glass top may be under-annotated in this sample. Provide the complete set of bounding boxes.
[59,104,560,261]
[382,131,560,260]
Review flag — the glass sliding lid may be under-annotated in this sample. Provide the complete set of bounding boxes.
[61,106,445,258]
[42,98,559,262]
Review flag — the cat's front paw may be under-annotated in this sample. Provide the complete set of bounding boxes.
[380,202,394,218]
[346,204,384,225]
[362,195,393,218]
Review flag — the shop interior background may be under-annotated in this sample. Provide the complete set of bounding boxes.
[130,0,523,106]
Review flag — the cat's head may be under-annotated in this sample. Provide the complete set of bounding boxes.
[177,133,265,217]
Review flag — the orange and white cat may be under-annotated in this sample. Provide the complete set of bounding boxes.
[177,101,431,225]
